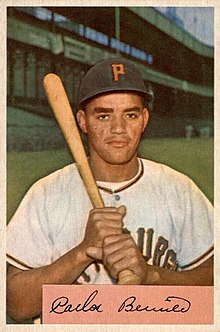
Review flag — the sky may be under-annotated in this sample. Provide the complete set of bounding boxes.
[155,7,214,47]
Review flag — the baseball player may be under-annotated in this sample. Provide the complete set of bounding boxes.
[7,58,213,322]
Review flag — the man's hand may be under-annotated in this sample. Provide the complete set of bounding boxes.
[102,232,149,284]
[84,205,149,283]
[83,205,126,260]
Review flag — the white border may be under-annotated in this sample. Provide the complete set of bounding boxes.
[1,1,219,331]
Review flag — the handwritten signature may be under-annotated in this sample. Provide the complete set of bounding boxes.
[50,290,103,314]
[50,290,191,314]
[118,295,191,313]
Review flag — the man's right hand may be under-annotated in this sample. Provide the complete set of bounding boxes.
[83,205,126,260]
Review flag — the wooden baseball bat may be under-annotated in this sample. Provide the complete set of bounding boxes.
[43,73,141,285]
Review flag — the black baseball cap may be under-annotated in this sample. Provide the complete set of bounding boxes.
[77,58,153,108]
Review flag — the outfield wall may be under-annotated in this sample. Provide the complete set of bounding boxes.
[7,107,65,151]
[7,107,214,152]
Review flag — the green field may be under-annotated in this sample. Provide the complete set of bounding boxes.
[7,137,214,222]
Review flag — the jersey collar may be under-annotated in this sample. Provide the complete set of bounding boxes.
[97,158,144,194]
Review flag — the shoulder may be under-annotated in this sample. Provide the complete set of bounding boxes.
[140,158,212,207]
[30,163,81,194]
[140,158,192,185]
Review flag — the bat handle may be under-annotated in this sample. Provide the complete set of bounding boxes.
[118,270,141,285]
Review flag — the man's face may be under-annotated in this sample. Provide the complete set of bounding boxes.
[77,92,149,166]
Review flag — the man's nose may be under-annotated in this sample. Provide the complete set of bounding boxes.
[110,116,126,134]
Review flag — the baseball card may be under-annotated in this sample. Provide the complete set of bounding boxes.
[1,0,220,331]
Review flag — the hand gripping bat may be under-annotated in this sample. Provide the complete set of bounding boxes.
[43,73,141,285]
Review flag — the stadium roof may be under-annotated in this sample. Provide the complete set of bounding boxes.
[45,6,214,59]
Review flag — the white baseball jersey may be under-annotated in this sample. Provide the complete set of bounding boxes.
[7,158,214,284]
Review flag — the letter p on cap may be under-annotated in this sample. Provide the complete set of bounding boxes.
[111,63,125,81]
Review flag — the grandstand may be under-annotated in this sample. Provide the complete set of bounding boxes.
[7,7,214,150]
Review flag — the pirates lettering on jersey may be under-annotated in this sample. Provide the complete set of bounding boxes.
[137,227,178,270]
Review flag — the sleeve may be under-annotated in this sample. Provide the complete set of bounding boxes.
[7,181,54,270]
[176,178,214,271]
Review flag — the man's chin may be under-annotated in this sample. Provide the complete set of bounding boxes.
[103,154,136,166]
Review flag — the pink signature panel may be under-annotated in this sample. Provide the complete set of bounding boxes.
[42,285,213,324]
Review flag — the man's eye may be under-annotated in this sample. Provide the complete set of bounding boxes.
[98,114,109,120]
[126,113,138,119]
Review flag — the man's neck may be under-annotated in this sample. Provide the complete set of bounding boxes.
[89,156,139,183]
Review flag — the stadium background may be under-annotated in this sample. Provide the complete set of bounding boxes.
[6,6,214,324]
[7,7,214,151]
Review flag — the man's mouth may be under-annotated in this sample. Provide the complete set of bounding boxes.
[106,140,129,148]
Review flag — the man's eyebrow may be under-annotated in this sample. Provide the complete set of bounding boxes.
[93,106,142,113]
[124,107,142,112]
[93,107,114,113]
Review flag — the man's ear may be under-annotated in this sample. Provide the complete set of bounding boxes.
[142,108,149,132]
[76,110,87,133]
